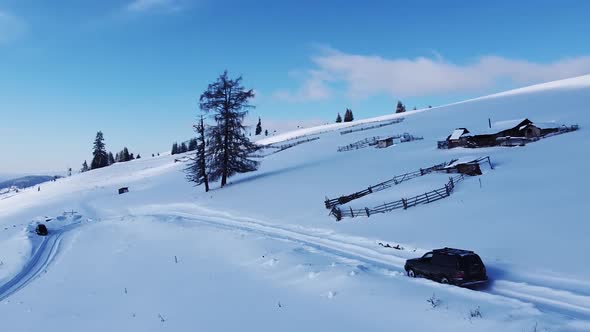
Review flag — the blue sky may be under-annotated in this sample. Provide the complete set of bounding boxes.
[1,0,590,173]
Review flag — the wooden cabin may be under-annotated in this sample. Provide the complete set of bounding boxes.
[447,128,470,148]
[469,118,545,147]
[440,118,566,149]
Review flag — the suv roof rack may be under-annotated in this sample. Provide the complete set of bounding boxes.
[433,247,475,256]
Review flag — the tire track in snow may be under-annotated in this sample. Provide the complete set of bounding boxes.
[145,210,590,319]
[0,222,81,302]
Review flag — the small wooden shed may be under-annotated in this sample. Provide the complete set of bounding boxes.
[376,137,394,148]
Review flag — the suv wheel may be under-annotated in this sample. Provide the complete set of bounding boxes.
[440,276,450,284]
[407,269,417,278]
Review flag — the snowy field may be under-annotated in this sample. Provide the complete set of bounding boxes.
[1,75,590,331]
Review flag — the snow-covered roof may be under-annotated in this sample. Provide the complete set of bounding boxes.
[444,157,480,169]
[479,118,530,135]
[449,129,467,140]
[532,122,562,130]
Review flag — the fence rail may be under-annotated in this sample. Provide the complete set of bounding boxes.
[542,124,579,139]
[251,137,320,158]
[340,118,404,135]
[324,159,457,209]
[330,174,465,221]
[325,156,492,210]
[337,136,401,152]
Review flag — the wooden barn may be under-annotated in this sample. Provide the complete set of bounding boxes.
[477,118,552,146]
[438,128,470,149]
[442,158,483,176]
[439,118,570,149]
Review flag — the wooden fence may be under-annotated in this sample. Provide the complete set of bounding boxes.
[330,174,465,221]
[542,124,579,138]
[251,137,320,158]
[324,159,457,209]
[337,136,400,152]
[340,118,405,135]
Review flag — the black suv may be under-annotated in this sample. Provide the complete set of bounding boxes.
[36,224,48,236]
[404,248,487,286]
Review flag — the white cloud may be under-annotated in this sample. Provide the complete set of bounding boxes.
[275,48,590,102]
[126,0,181,13]
[0,10,26,44]
[271,70,333,102]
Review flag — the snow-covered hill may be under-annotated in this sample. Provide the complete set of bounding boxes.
[0,175,58,191]
[1,75,590,331]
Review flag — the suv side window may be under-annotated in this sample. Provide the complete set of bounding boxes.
[432,253,458,268]
[422,252,433,261]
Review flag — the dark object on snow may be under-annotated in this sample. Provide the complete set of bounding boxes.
[378,242,403,250]
[404,247,487,287]
[456,163,482,176]
[36,224,48,236]
[118,187,129,195]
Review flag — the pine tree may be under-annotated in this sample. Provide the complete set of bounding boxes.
[395,101,406,113]
[255,117,262,135]
[265,129,268,136]
[344,108,354,122]
[336,113,342,123]
[130,153,135,160]
[108,152,115,165]
[122,147,130,162]
[136,154,141,159]
[171,142,179,155]
[199,71,259,187]
[91,131,109,169]
[180,142,188,153]
[186,115,210,192]
[188,138,198,151]
[81,160,89,172]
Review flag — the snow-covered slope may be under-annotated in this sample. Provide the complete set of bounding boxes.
[1,75,590,331]
[0,175,58,191]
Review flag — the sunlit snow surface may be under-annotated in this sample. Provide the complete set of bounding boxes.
[1,75,590,331]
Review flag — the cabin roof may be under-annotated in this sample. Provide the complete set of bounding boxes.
[444,157,481,169]
[479,118,531,135]
[528,121,561,130]
[449,128,468,140]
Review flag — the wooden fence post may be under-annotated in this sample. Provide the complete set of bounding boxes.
[425,192,430,203]
[332,207,342,221]
[365,208,370,217]
[350,206,355,218]
[445,184,450,196]
[402,198,408,210]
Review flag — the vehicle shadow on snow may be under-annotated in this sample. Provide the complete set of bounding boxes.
[469,265,507,291]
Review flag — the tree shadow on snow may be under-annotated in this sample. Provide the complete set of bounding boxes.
[226,159,327,187]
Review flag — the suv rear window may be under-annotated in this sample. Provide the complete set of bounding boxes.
[459,254,483,269]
